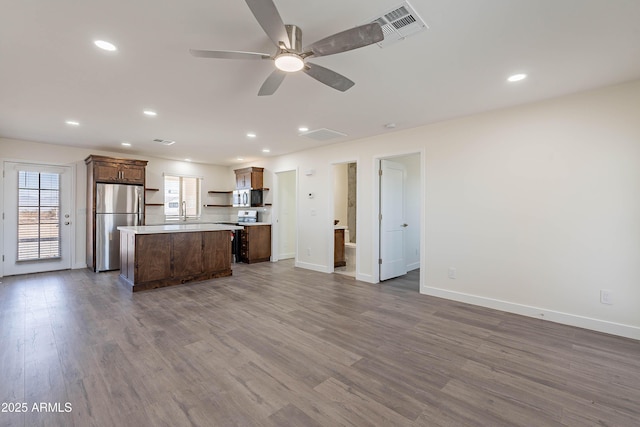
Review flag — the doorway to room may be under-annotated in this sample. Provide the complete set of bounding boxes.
[274,170,297,262]
[332,161,357,278]
[377,153,421,291]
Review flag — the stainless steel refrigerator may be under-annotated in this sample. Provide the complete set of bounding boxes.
[95,183,144,272]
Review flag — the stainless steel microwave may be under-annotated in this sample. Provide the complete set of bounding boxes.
[233,189,263,207]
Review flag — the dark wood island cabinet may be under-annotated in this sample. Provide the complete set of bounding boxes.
[118,224,242,291]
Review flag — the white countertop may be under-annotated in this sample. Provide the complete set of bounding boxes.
[118,223,243,234]
[242,222,271,226]
[334,225,348,230]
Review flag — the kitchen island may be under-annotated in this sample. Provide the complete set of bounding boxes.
[118,223,243,292]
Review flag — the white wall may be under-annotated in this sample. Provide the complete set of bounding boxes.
[238,79,640,339]
[0,140,234,271]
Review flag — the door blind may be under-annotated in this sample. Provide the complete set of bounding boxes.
[17,171,61,261]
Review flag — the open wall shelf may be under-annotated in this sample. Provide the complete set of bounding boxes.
[206,190,233,208]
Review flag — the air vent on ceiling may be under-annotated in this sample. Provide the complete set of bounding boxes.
[299,128,347,141]
[367,1,427,48]
[153,138,176,146]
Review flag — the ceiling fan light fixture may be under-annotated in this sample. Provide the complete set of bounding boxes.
[274,53,304,72]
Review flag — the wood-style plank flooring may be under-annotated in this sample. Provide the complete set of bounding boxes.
[1,260,639,426]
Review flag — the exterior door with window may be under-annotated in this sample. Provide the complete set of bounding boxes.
[3,162,72,275]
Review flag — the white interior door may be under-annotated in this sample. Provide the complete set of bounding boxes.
[3,162,72,275]
[380,159,407,281]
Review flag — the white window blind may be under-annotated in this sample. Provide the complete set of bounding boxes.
[17,171,61,261]
[164,175,201,218]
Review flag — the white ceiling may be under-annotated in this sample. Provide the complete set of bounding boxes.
[1,0,639,166]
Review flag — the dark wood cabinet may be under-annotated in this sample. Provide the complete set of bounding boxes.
[88,155,146,185]
[119,230,232,291]
[203,230,232,271]
[85,155,148,271]
[135,234,172,283]
[172,232,203,278]
[239,225,271,264]
[234,167,264,189]
[334,228,346,267]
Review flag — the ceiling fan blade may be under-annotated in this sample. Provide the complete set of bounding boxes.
[245,0,291,49]
[258,69,287,96]
[303,63,355,92]
[190,49,271,60]
[304,23,384,57]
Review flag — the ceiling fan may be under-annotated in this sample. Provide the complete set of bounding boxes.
[190,0,384,96]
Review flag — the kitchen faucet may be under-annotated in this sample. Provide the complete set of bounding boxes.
[181,200,187,221]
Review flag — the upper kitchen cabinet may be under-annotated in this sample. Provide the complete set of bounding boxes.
[85,155,147,185]
[234,167,264,189]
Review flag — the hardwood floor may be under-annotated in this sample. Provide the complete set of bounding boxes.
[1,261,639,426]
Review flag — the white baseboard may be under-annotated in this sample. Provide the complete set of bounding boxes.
[421,286,640,341]
[278,252,295,260]
[356,273,375,283]
[406,262,420,272]
[295,261,331,274]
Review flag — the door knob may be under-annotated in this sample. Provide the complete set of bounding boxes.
[64,221,70,225]
[401,223,408,227]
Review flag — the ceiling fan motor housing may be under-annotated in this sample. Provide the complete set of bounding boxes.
[284,25,302,52]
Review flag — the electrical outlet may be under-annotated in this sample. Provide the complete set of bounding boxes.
[448,267,456,279]
[600,290,613,305]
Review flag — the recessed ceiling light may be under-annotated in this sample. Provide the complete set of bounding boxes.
[184,158,191,162]
[262,149,270,153]
[298,127,309,132]
[237,157,244,161]
[507,73,527,82]
[65,120,80,126]
[121,142,131,147]
[94,40,117,52]
[143,110,157,116]
[246,133,256,138]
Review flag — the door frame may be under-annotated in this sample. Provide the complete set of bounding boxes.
[1,159,77,277]
[272,168,298,263]
[329,159,358,276]
[373,150,424,288]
